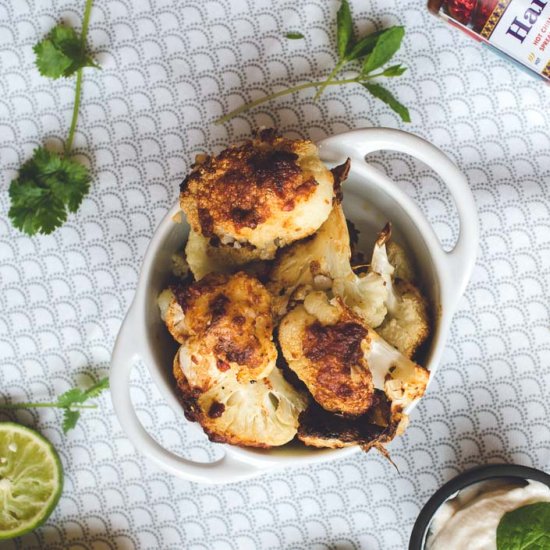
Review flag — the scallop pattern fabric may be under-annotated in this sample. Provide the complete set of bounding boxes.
[0,0,549,548]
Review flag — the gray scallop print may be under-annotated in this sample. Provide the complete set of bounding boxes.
[0,0,549,548]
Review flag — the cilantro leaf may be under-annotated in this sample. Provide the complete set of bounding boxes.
[285,32,305,39]
[62,409,81,434]
[497,502,550,550]
[58,377,108,433]
[56,377,108,407]
[34,24,97,79]
[57,377,109,433]
[83,377,109,399]
[362,26,405,74]
[56,388,86,408]
[336,0,354,60]
[8,148,90,235]
[362,82,411,122]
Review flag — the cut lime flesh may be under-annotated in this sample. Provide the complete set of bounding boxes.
[0,423,63,540]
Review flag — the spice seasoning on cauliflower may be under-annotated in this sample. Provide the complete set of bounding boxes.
[279,295,375,416]
[278,293,429,419]
[160,272,307,447]
[173,346,307,447]
[169,272,277,383]
[180,129,335,263]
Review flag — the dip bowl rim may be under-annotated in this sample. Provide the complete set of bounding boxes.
[409,463,550,550]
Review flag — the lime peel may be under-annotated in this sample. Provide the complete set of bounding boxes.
[0,423,63,540]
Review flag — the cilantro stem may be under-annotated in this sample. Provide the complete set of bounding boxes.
[65,69,83,154]
[313,59,345,101]
[64,0,94,154]
[215,71,387,125]
[215,77,359,125]
[0,403,97,409]
[81,0,94,39]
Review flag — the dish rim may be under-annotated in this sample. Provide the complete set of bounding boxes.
[110,127,480,482]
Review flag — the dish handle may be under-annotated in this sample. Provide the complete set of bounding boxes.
[318,128,479,309]
[109,304,268,484]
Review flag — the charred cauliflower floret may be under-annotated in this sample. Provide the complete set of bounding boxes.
[377,280,430,359]
[297,391,408,450]
[180,129,335,263]
[159,271,307,447]
[278,293,429,417]
[278,293,374,416]
[185,228,262,280]
[269,203,387,326]
[160,272,276,382]
[173,345,307,447]
[370,224,430,358]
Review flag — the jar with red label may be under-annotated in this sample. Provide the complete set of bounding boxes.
[428,0,550,80]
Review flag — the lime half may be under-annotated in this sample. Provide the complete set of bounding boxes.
[0,423,63,540]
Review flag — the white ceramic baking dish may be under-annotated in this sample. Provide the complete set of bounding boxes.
[110,128,479,484]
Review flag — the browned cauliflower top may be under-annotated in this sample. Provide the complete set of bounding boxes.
[180,129,334,258]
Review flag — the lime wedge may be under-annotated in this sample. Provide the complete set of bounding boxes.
[0,423,63,540]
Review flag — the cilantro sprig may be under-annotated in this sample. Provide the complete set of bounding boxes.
[216,0,409,124]
[0,377,109,434]
[8,0,98,236]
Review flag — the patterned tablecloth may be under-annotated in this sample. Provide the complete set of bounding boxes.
[1,0,549,548]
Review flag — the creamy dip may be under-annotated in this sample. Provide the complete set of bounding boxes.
[427,479,550,550]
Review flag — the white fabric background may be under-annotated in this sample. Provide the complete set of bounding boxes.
[0,0,549,548]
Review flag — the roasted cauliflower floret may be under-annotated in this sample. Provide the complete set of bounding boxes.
[332,272,387,329]
[185,228,259,280]
[171,251,190,280]
[370,223,430,358]
[387,240,415,282]
[297,391,408,450]
[157,288,187,344]
[162,271,308,447]
[180,129,335,262]
[159,272,276,382]
[279,293,429,417]
[269,203,387,326]
[173,346,307,447]
[278,294,374,416]
[377,280,430,359]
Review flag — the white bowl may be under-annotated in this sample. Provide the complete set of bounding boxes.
[110,128,479,484]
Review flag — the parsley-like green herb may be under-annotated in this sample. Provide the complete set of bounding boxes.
[216,0,409,124]
[8,0,98,236]
[285,32,305,39]
[497,502,550,550]
[0,377,109,434]
[9,148,90,235]
[34,24,98,79]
